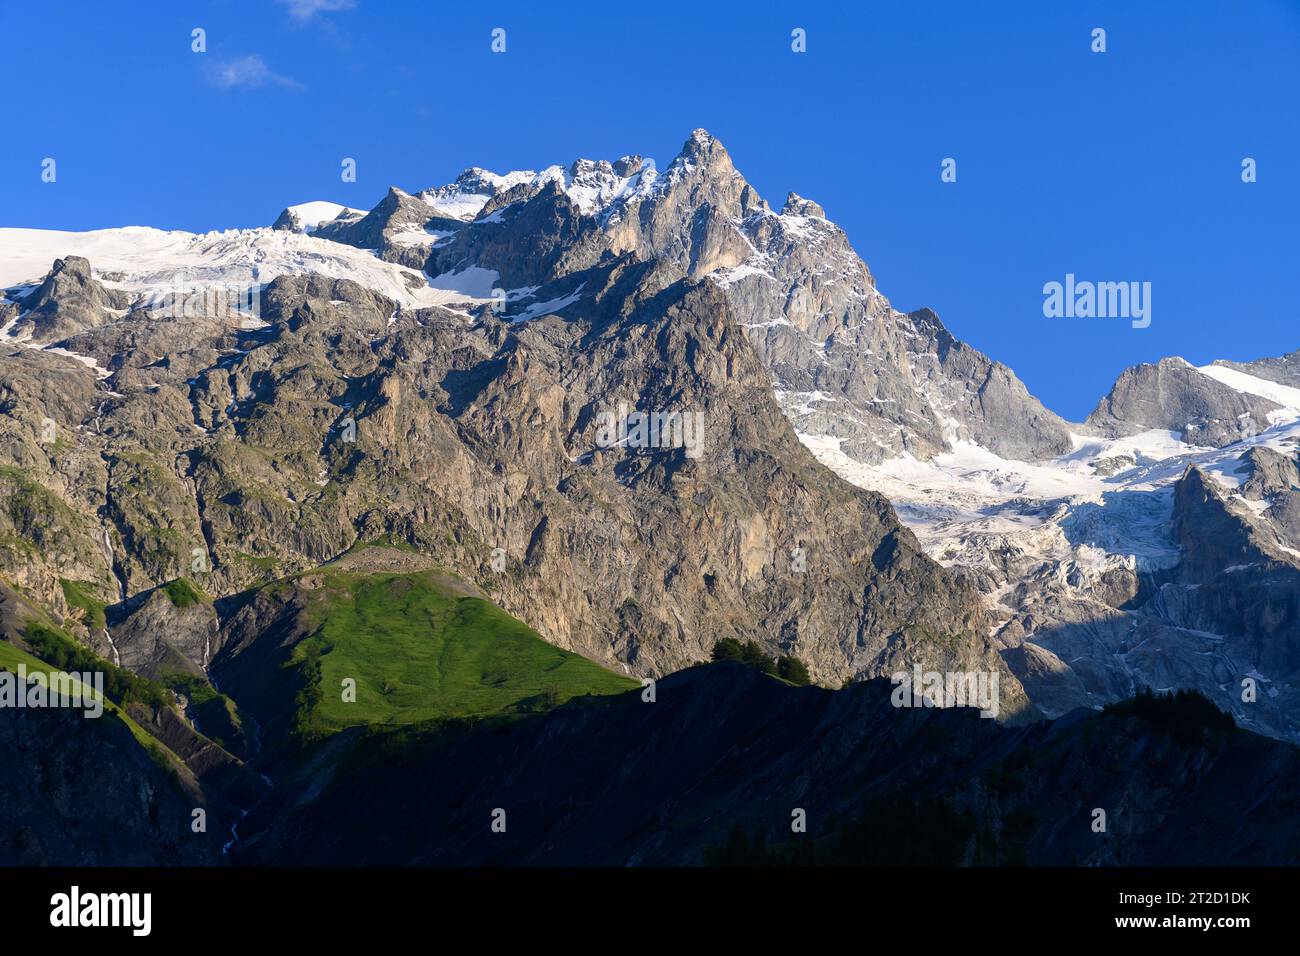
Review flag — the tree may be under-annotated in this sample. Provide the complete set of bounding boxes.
[711,639,808,683]
[777,655,811,686]
[740,640,777,675]
[711,638,745,662]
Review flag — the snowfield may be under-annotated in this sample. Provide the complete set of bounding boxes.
[800,371,1300,580]
[0,226,499,312]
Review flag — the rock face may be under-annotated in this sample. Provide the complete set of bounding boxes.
[1235,444,1300,545]
[235,663,1300,866]
[7,256,130,344]
[1239,445,1300,500]
[1087,356,1280,447]
[109,585,219,677]
[248,255,1013,689]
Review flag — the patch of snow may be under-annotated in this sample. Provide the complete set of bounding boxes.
[425,265,501,300]
[386,226,454,247]
[281,201,366,233]
[418,157,660,225]
[1199,363,1300,418]
[508,284,585,324]
[41,345,113,380]
[711,263,776,287]
[1,306,115,379]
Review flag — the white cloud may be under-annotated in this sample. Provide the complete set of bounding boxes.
[205,54,304,91]
[276,0,357,20]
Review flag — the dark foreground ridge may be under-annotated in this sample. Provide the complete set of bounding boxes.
[228,662,1300,866]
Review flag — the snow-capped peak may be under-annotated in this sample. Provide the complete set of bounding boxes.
[414,157,659,223]
[417,167,545,221]
[273,201,366,233]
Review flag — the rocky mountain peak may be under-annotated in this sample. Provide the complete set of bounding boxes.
[612,154,643,177]
[9,255,128,343]
[680,127,725,161]
[271,201,364,233]
[1239,445,1300,499]
[1174,465,1274,581]
[782,192,826,218]
[28,256,96,307]
[1088,355,1281,447]
[568,157,614,179]
[657,129,744,204]
[50,255,92,280]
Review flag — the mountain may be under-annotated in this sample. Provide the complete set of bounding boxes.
[813,355,1300,740]
[310,187,463,268]
[5,128,1298,735]
[3,129,1299,868]
[271,201,366,235]
[0,132,1029,697]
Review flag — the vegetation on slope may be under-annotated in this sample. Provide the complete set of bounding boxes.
[279,569,638,743]
[22,619,171,710]
[161,671,245,754]
[0,638,182,773]
[711,637,811,685]
[161,576,210,609]
[59,578,107,631]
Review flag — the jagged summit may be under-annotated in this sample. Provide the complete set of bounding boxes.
[16,130,1284,479]
[782,192,825,218]
[677,127,730,164]
[4,254,130,343]
[263,129,1070,466]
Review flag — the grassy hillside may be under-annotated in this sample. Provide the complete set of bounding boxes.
[161,577,210,609]
[281,570,638,741]
[59,578,107,631]
[0,639,177,764]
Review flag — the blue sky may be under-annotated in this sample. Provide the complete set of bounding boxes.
[3,0,1298,420]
